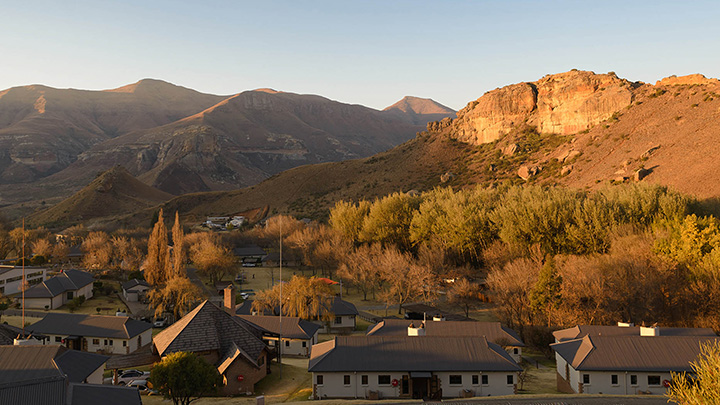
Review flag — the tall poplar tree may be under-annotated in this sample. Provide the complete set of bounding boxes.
[146,209,170,285]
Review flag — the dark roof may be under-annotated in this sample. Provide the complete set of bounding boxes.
[23,269,94,299]
[366,320,524,347]
[0,324,47,345]
[121,279,150,291]
[309,336,521,373]
[0,345,66,383]
[0,375,66,405]
[153,301,267,369]
[553,325,717,342]
[238,315,321,339]
[0,265,47,276]
[402,303,474,322]
[53,349,109,383]
[262,251,299,262]
[552,335,720,372]
[68,383,142,405]
[236,297,358,318]
[232,245,267,257]
[26,313,152,339]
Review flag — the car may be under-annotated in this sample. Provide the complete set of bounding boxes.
[110,370,150,385]
[153,318,166,328]
[239,292,250,300]
[127,379,159,395]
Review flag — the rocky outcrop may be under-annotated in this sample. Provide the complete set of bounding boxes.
[655,74,720,86]
[518,165,542,181]
[451,70,636,145]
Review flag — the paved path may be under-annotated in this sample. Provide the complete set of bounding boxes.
[522,355,551,370]
[186,265,213,298]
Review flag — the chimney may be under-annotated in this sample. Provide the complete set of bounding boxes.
[224,284,236,311]
[408,322,426,336]
[640,326,660,336]
[617,322,634,328]
[432,315,445,322]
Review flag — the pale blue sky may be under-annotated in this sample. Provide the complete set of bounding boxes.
[1,0,718,110]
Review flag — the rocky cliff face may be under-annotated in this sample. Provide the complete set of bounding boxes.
[450,70,637,144]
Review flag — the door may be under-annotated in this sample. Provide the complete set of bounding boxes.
[411,377,429,399]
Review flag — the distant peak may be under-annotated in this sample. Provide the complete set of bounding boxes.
[384,96,455,115]
[253,88,281,94]
[105,78,177,93]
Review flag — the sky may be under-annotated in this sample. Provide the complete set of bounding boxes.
[1,0,719,110]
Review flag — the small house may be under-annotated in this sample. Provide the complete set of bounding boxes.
[22,269,94,310]
[121,279,150,302]
[237,315,320,357]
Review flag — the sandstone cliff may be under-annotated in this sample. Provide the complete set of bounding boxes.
[449,70,637,144]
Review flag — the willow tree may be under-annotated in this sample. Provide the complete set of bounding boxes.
[252,275,335,320]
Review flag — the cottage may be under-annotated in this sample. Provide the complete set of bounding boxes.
[153,300,272,396]
[309,336,521,400]
[553,323,716,342]
[232,244,267,267]
[367,319,525,362]
[235,296,358,333]
[22,269,94,310]
[26,313,152,354]
[237,315,320,357]
[0,265,47,295]
[552,324,719,395]
[0,344,109,384]
[121,279,150,302]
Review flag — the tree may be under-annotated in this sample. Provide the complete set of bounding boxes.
[171,211,185,278]
[337,244,383,300]
[31,239,52,257]
[530,256,563,326]
[150,351,223,405]
[329,200,371,243]
[252,275,335,320]
[82,231,112,269]
[189,234,234,285]
[668,340,720,405]
[148,276,202,319]
[447,279,483,318]
[377,246,438,314]
[360,192,422,250]
[145,209,170,286]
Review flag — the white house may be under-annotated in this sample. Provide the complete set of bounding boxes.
[237,315,321,357]
[309,336,521,400]
[367,319,525,363]
[552,325,719,395]
[26,313,152,354]
[121,279,150,302]
[22,269,94,310]
[0,265,46,295]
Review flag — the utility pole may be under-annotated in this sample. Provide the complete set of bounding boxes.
[21,218,25,337]
[278,216,283,378]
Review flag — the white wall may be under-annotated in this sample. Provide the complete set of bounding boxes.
[506,346,522,363]
[313,371,517,399]
[0,267,46,296]
[318,315,356,332]
[571,367,673,395]
[269,337,312,357]
[86,365,105,384]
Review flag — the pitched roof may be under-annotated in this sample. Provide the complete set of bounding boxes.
[153,300,267,369]
[23,269,94,299]
[366,319,524,347]
[53,350,109,383]
[0,345,66,383]
[236,297,358,318]
[68,383,142,405]
[0,375,66,405]
[232,245,267,257]
[26,313,151,339]
[121,279,150,291]
[552,335,720,372]
[0,324,47,345]
[553,325,717,342]
[238,315,321,339]
[309,336,522,373]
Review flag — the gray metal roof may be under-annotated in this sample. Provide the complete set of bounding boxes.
[26,313,151,339]
[401,303,474,322]
[553,324,717,342]
[0,375,66,405]
[238,315,321,339]
[327,297,358,316]
[0,324,47,345]
[552,335,720,372]
[121,279,150,291]
[53,349,109,383]
[153,301,267,369]
[232,245,267,257]
[367,319,524,347]
[68,383,142,405]
[0,345,66,383]
[23,269,94,299]
[309,336,522,373]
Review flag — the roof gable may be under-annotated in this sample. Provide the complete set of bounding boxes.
[0,345,66,383]
[23,270,94,299]
[237,315,321,339]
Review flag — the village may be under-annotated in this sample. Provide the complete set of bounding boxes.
[0,212,715,405]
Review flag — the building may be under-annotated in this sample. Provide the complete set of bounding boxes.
[236,296,358,333]
[552,324,719,395]
[25,313,152,354]
[0,265,47,295]
[153,300,272,396]
[22,269,94,310]
[121,279,150,302]
[232,244,267,267]
[367,319,525,362]
[309,336,521,400]
[0,323,47,345]
[0,344,141,405]
[238,315,321,357]
[553,323,717,342]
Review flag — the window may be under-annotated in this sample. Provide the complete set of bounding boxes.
[92,339,99,345]
[449,375,462,385]
[122,341,127,347]
[108,339,113,346]
[361,375,368,385]
[611,375,618,385]
[334,316,342,325]
[0,287,3,294]
[582,374,590,384]
[316,375,323,385]
[285,340,290,347]
[103,339,108,345]
[630,375,638,386]
[472,375,479,385]
[302,341,307,347]
[378,375,391,385]
[0,279,5,284]
[482,375,489,385]
[513,348,519,354]
[66,291,74,300]
[648,375,661,386]
[507,375,514,385]
[344,375,351,385]
[55,336,62,343]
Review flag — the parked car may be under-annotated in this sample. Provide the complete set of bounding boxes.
[240,292,250,300]
[103,370,150,385]
[127,379,159,395]
[153,318,167,328]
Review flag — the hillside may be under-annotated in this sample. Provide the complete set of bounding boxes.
[27,166,173,228]
[48,90,434,195]
[382,96,455,125]
[0,79,225,184]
